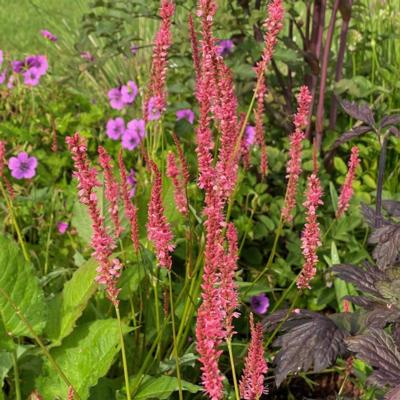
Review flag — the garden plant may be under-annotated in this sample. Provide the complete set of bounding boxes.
[0,0,399,399]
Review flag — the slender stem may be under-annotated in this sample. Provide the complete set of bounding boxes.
[0,182,30,263]
[153,274,162,362]
[115,306,132,400]
[168,271,183,400]
[12,350,21,400]
[375,135,388,228]
[0,287,80,399]
[226,337,240,400]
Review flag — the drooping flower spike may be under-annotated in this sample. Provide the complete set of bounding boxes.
[336,146,360,218]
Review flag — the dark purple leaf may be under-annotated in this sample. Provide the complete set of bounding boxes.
[380,114,400,128]
[329,125,372,152]
[270,311,347,387]
[383,200,400,217]
[390,126,400,137]
[385,385,400,400]
[346,328,400,387]
[361,202,377,227]
[369,224,400,269]
[333,263,384,297]
[340,99,375,126]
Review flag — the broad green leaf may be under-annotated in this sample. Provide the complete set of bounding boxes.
[334,156,347,175]
[45,259,98,344]
[129,375,202,399]
[0,352,13,389]
[0,235,47,337]
[37,319,128,400]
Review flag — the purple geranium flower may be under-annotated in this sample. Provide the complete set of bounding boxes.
[12,60,25,73]
[26,55,48,76]
[8,152,38,179]
[122,130,141,151]
[127,169,137,198]
[80,51,95,62]
[176,108,195,124]
[108,87,125,110]
[130,45,139,55]
[250,293,270,315]
[57,222,69,234]
[23,68,41,87]
[147,96,161,121]
[40,30,57,42]
[216,39,234,57]
[121,80,138,104]
[244,125,256,147]
[106,117,125,140]
[126,119,145,140]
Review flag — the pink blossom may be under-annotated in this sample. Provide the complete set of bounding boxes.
[57,222,69,234]
[281,86,312,223]
[167,152,188,215]
[98,146,123,238]
[118,152,139,253]
[66,133,121,305]
[336,146,360,218]
[147,161,175,269]
[145,0,175,117]
[67,386,74,400]
[255,78,268,176]
[297,172,323,290]
[239,313,268,400]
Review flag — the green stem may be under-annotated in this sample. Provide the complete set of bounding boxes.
[243,216,283,297]
[226,337,240,400]
[115,306,132,400]
[0,287,80,399]
[0,182,30,263]
[168,271,183,400]
[12,350,21,400]
[153,274,162,362]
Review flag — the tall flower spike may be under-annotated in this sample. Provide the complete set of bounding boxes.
[188,14,201,81]
[145,0,175,117]
[336,146,360,218]
[147,160,175,269]
[98,146,123,238]
[167,152,188,215]
[281,86,312,223]
[0,140,5,177]
[297,171,323,290]
[255,78,268,176]
[118,151,140,253]
[172,133,190,184]
[66,133,121,305]
[239,313,268,400]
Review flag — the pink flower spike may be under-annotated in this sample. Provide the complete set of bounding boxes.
[147,160,175,269]
[239,313,268,400]
[281,86,312,223]
[166,152,188,215]
[0,140,5,177]
[297,172,323,290]
[336,146,360,218]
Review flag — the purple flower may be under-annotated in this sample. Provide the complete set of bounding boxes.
[127,169,137,198]
[8,152,38,180]
[176,108,195,124]
[108,88,125,110]
[250,293,270,315]
[244,125,256,147]
[40,30,57,42]
[216,39,234,57]
[106,117,125,140]
[26,55,48,76]
[0,50,3,68]
[80,51,95,62]
[122,130,141,151]
[130,45,139,55]
[126,119,145,140]
[12,60,25,73]
[57,222,69,234]
[147,96,161,121]
[23,68,41,87]
[0,70,6,85]
[121,80,138,104]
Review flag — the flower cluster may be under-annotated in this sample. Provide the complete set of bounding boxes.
[336,146,360,218]
[106,117,146,151]
[12,55,48,86]
[297,172,323,289]
[108,80,138,110]
[239,313,268,400]
[281,86,312,223]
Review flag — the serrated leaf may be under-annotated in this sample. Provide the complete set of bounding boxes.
[0,236,47,337]
[37,319,127,400]
[383,200,400,217]
[329,126,372,152]
[346,328,400,387]
[132,375,202,399]
[45,259,98,344]
[369,224,400,269]
[380,115,400,129]
[340,99,375,125]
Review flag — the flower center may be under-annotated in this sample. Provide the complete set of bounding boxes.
[19,161,29,172]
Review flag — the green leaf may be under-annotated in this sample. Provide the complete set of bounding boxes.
[0,235,47,337]
[37,319,128,400]
[334,156,347,175]
[131,375,202,399]
[72,201,92,244]
[45,259,98,344]
[329,182,339,214]
[0,352,13,389]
